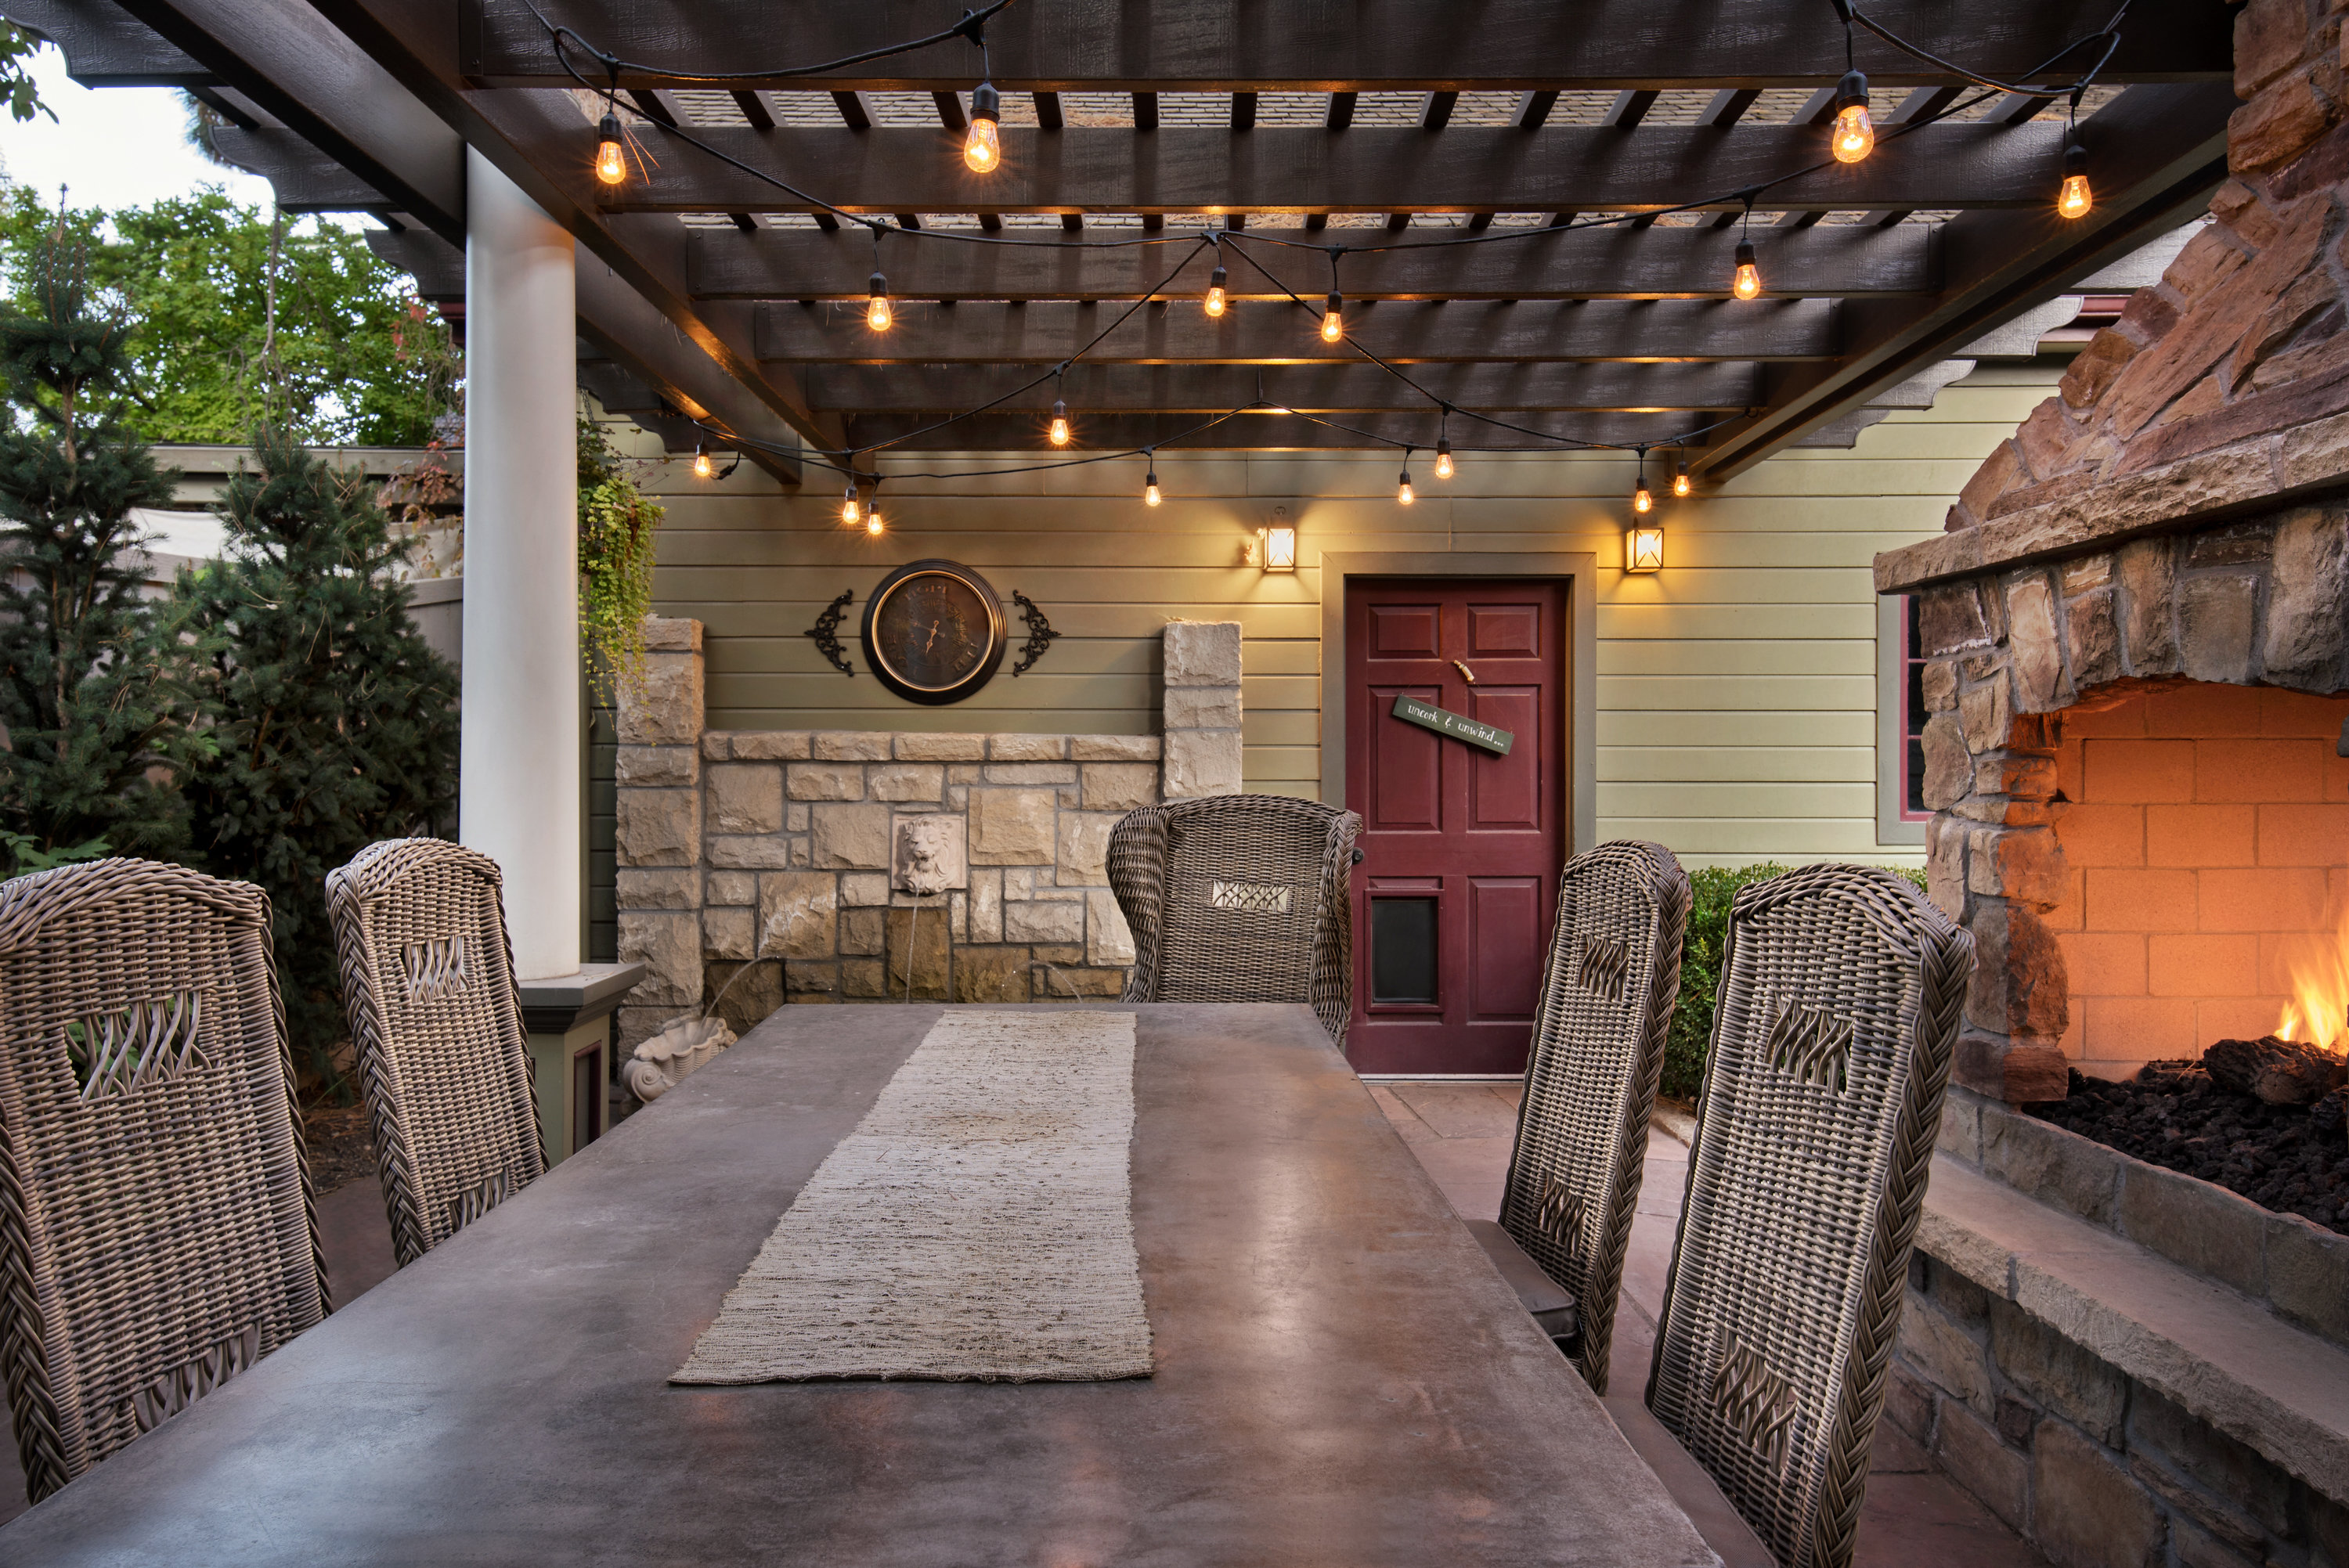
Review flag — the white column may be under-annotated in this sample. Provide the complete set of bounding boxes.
[462,148,579,979]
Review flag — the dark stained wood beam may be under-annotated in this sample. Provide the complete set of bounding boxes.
[1698,82,2234,476]
[731,89,773,129]
[1696,88,1760,127]
[1031,89,1063,129]
[1601,90,1658,129]
[1132,89,1158,131]
[1510,90,1557,129]
[842,409,1722,452]
[801,361,1762,413]
[831,89,871,129]
[1421,91,1456,131]
[2,0,213,85]
[1230,90,1257,131]
[559,122,2086,214]
[753,299,1835,364]
[464,1,2233,91]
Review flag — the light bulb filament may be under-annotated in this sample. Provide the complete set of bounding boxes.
[1832,103,1874,162]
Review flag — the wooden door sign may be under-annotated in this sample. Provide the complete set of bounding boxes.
[1391,694,1514,755]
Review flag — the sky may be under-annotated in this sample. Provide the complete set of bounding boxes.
[0,42,279,214]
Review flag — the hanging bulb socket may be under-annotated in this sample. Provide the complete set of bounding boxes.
[693,444,713,480]
[965,81,1002,173]
[842,478,861,526]
[1048,398,1071,447]
[2058,141,2093,220]
[596,110,626,186]
[1434,437,1454,481]
[1673,463,1691,499]
[1831,70,1874,164]
[1733,240,1762,301]
[1204,265,1228,318]
[866,271,893,332]
[1321,290,1344,344]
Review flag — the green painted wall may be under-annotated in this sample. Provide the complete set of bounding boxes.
[623,362,2060,871]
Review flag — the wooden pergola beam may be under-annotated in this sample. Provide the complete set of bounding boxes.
[561,122,2081,214]
[685,223,1936,301]
[754,298,1834,365]
[841,409,1719,452]
[461,0,2232,91]
[801,361,1762,414]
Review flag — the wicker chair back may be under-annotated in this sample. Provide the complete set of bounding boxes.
[1500,840,1690,1393]
[326,838,544,1270]
[1106,795,1362,1043]
[0,858,326,1501]
[1645,864,1972,1568]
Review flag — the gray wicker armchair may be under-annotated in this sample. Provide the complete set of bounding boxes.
[1644,864,1973,1568]
[1106,795,1362,1044]
[327,838,545,1270]
[1477,840,1689,1393]
[0,859,327,1502]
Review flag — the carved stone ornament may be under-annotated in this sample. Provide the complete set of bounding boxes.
[893,813,968,896]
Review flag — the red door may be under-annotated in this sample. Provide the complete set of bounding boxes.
[1344,579,1570,1074]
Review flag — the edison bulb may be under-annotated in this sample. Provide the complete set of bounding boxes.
[693,449,713,479]
[1633,481,1653,515]
[1320,308,1343,343]
[1397,474,1415,506]
[1204,268,1228,318]
[864,509,884,535]
[866,292,893,332]
[963,118,1000,173]
[1048,400,1070,446]
[1434,447,1454,480]
[2058,173,2092,220]
[1732,241,1763,301]
[1673,470,1691,498]
[596,112,626,186]
[1144,474,1162,506]
[842,485,861,525]
[1831,101,1874,164]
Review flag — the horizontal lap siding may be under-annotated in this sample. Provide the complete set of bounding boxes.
[626,363,2055,869]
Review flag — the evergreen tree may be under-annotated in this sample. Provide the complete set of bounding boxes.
[0,223,213,874]
[178,427,458,1081]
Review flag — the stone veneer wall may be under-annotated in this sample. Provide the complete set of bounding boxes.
[611,617,1245,1046]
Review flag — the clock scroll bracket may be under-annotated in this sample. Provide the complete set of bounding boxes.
[805,589,855,676]
[1010,590,1062,677]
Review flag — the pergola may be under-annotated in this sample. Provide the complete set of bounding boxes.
[31,1,2234,480]
[16,0,2239,974]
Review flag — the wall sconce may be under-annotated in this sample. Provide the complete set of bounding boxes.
[1261,524,1297,572]
[1625,524,1665,574]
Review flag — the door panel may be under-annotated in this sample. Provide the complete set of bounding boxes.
[1344,579,1570,1074]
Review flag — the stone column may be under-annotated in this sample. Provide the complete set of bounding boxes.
[614,618,706,1047]
[461,148,579,979]
[1161,620,1243,798]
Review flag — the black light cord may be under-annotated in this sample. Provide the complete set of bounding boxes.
[517,0,1023,86]
[1845,0,2134,99]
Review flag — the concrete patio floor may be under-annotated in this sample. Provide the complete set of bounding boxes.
[1373,1080,2049,1568]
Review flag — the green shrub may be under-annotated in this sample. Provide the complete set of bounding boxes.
[1660,862,1931,1103]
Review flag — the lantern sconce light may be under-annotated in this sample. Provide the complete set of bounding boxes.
[1259,522,1297,573]
[1625,524,1665,574]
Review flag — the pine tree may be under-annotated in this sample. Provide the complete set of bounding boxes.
[179,427,458,1081]
[0,222,213,874]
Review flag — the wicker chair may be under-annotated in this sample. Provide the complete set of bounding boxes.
[0,858,327,1501]
[1474,840,1689,1393]
[326,838,544,1270]
[1106,795,1362,1044]
[1644,864,1973,1568]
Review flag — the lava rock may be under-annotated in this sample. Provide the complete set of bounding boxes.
[2314,1087,2348,1135]
[2202,1035,2348,1106]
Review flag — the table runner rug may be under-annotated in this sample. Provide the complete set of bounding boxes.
[673,1010,1154,1383]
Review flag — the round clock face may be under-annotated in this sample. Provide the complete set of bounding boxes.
[860,561,1008,705]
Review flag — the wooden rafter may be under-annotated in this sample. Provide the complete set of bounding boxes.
[799,362,1763,414]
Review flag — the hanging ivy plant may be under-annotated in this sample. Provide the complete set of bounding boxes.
[576,414,664,703]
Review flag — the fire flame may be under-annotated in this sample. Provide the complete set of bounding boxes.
[2274,899,2349,1052]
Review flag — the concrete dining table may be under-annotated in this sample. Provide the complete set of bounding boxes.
[0,1001,1718,1566]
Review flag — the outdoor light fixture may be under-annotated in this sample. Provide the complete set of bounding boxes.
[1632,448,1653,516]
[864,499,884,535]
[1434,436,1454,480]
[595,110,626,185]
[1320,290,1344,343]
[1204,265,1228,318]
[1263,524,1297,571]
[693,445,713,479]
[1144,454,1162,506]
[1673,463,1691,498]
[866,272,893,332]
[964,81,1001,173]
[1397,453,1415,506]
[1831,70,1874,163]
[1048,399,1071,446]
[1625,524,1665,573]
[2058,142,2092,219]
[1733,240,1762,300]
[841,478,861,525]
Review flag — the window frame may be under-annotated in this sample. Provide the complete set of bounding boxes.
[1875,593,1930,846]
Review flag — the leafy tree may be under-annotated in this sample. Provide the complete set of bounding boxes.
[0,222,214,874]
[0,186,460,447]
[0,25,52,125]
[177,427,457,1083]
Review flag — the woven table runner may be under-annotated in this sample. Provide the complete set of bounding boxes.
[673,1010,1154,1383]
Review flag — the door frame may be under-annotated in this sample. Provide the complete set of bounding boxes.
[1319,551,1598,859]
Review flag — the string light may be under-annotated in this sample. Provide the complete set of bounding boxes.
[841,477,861,525]
[1831,70,1874,163]
[1204,264,1228,318]
[2058,140,2092,219]
[595,110,626,185]
[1434,436,1454,480]
[1397,451,1416,506]
[1733,240,1762,300]
[866,270,893,332]
[1672,462,1691,499]
[866,505,885,536]
[1632,447,1653,514]
[965,81,1001,173]
[693,443,713,479]
[1320,290,1344,344]
[1048,398,1071,446]
[1143,452,1162,506]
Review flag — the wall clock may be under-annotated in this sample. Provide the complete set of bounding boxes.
[859,559,1009,705]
